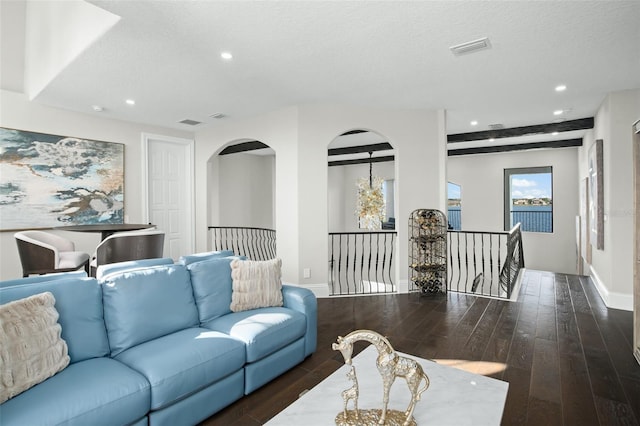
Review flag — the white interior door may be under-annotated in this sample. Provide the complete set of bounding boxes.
[143,134,194,260]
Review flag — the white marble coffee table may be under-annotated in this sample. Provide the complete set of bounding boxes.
[266,345,508,425]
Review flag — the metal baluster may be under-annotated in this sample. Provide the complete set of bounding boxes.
[359,233,366,294]
[338,234,344,295]
[387,233,394,291]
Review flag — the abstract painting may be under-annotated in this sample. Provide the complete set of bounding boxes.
[588,139,604,250]
[0,128,124,230]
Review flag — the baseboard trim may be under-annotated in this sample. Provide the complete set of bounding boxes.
[299,283,330,298]
[589,266,634,311]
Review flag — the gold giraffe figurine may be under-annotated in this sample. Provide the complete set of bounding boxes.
[341,366,359,420]
[333,330,429,426]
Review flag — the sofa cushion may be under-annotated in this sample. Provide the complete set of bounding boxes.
[0,292,70,403]
[148,370,244,426]
[230,258,283,312]
[244,338,305,394]
[96,257,175,279]
[101,264,199,357]
[178,250,234,266]
[0,357,150,426]
[115,327,246,410]
[0,277,109,363]
[203,307,307,363]
[0,270,87,288]
[187,256,245,323]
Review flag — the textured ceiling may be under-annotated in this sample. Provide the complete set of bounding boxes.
[1,1,639,139]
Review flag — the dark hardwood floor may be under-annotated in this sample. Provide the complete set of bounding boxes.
[201,270,639,425]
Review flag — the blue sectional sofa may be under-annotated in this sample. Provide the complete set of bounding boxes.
[0,254,317,426]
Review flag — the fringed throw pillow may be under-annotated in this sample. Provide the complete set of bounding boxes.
[230,258,283,312]
[0,292,70,403]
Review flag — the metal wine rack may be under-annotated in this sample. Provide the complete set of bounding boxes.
[409,209,447,294]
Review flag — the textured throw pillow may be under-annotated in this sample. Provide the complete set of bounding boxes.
[230,258,283,312]
[0,292,70,403]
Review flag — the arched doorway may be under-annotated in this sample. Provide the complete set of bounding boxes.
[207,138,276,259]
[327,129,397,295]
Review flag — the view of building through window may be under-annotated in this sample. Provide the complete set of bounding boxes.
[504,167,553,232]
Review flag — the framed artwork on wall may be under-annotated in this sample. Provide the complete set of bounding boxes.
[580,176,591,264]
[0,127,124,231]
[588,139,604,250]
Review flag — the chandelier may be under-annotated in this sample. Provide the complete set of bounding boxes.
[356,152,385,230]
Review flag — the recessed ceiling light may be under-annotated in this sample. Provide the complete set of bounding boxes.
[553,109,563,116]
[470,120,478,126]
[555,84,567,92]
[220,52,233,60]
[92,105,104,112]
[125,99,135,105]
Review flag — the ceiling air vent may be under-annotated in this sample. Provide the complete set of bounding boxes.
[210,113,226,119]
[450,37,491,56]
[488,123,505,130]
[178,119,202,126]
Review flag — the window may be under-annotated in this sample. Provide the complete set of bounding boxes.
[504,167,553,232]
[447,181,461,230]
[382,179,395,229]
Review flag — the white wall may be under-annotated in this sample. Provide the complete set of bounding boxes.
[327,165,346,232]
[218,152,274,229]
[24,0,120,99]
[296,105,446,293]
[196,104,446,293]
[0,89,192,280]
[195,107,301,284]
[0,94,448,289]
[579,89,640,310]
[328,160,395,233]
[448,147,580,274]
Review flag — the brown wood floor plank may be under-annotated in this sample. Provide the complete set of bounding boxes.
[584,346,632,403]
[462,298,506,360]
[559,351,599,425]
[568,274,592,315]
[609,309,635,350]
[593,396,639,426]
[506,301,537,372]
[529,337,561,403]
[199,271,639,426]
[482,301,519,376]
[502,366,531,425]
[537,272,556,307]
[536,303,557,342]
[619,376,640,422]
[525,397,563,426]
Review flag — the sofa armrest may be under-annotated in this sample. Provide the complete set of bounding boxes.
[282,284,317,357]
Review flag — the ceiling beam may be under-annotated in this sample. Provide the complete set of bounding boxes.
[340,129,369,136]
[447,138,583,156]
[447,117,594,143]
[219,140,269,155]
[328,142,393,156]
[328,155,395,167]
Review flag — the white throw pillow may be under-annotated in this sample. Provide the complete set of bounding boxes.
[230,258,283,312]
[0,292,70,403]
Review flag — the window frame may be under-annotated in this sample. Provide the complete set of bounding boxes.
[503,166,553,233]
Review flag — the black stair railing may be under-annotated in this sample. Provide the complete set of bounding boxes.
[328,231,397,296]
[208,226,276,261]
[447,223,524,299]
